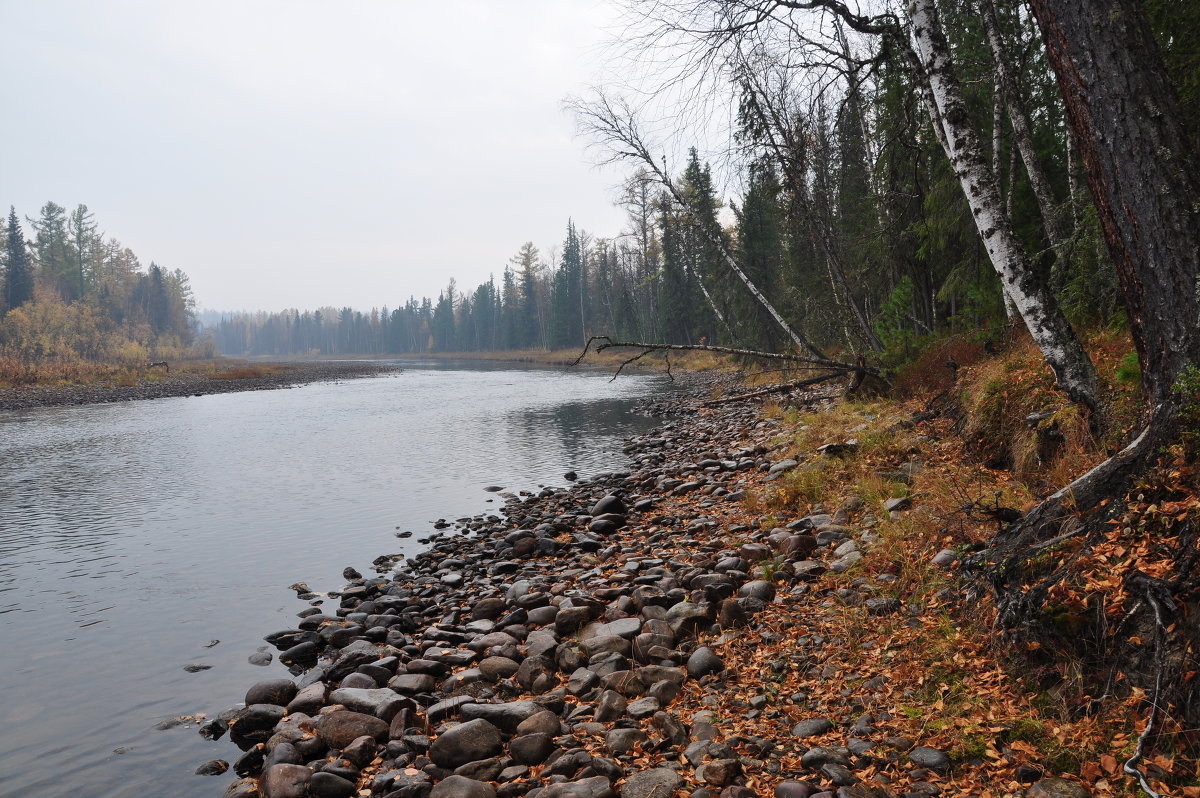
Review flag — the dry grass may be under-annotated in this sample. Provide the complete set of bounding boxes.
[0,355,159,388]
[0,356,269,389]
[740,390,1152,789]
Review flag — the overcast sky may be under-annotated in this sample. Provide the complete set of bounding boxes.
[0,0,649,312]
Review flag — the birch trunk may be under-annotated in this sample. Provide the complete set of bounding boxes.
[981,0,1069,255]
[908,0,1099,411]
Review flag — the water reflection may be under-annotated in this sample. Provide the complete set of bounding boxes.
[0,362,668,798]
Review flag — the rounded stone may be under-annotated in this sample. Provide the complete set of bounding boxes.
[308,771,357,798]
[261,763,312,798]
[430,775,497,798]
[791,718,834,738]
[317,711,388,749]
[245,679,298,707]
[478,656,521,681]
[908,745,951,772]
[686,646,725,678]
[515,709,562,737]
[429,718,503,768]
[509,732,556,765]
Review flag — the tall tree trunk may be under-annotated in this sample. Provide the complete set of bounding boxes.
[908,0,1100,411]
[989,0,1200,560]
[735,61,885,352]
[981,0,1070,257]
[1029,0,1200,405]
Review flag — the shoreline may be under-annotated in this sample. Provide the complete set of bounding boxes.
[0,361,396,413]
[196,373,1007,798]
[195,373,1089,798]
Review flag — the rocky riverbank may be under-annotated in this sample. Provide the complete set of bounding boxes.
[197,375,1089,798]
[0,361,395,412]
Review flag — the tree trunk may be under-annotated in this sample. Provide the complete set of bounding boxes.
[735,59,885,352]
[981,0,1070,257]
[1029,0,1200,405]
[988,0,1200,559]
[908,0,1100,411]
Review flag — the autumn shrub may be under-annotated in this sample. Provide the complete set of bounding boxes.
[891,333,987,398]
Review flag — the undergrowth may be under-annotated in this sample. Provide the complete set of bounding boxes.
[738,325,1199,793]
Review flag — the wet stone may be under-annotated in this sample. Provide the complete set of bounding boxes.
[261,763,312,798]
[308,771,357,798]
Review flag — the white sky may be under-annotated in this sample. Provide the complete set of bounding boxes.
[0,0,647,312]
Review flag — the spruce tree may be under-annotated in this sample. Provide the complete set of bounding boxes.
[3,206,34,311]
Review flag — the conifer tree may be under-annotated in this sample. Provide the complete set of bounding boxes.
[3,207,34,311]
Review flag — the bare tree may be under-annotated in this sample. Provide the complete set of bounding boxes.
[615,0,1101,411]
[568,89,841,365]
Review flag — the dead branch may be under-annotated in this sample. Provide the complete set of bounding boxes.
[701,372,844,406]
[572,335,871,378]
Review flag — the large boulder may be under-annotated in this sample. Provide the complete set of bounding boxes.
[316,711,388,749]
[429,718,503,768]
[245,679,299,707]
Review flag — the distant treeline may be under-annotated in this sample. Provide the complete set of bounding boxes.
[206,7,1198,364]
[0,203,199,363]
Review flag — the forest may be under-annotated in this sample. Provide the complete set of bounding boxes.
[209,1,1197,375]
[0,202,199,369]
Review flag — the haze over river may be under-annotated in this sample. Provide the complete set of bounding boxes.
[0,361,671,798]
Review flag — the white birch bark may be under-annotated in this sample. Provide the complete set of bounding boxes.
[908,0,1099,410]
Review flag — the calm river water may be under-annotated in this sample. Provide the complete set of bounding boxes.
[0,361,670,798]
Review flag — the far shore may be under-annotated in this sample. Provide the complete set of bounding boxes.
[0,360,395,413]
[0,347,734,413]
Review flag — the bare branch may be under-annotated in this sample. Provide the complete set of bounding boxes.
[568,89,834,361]
[573,335,872,375]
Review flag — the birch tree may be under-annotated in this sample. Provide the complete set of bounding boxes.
[621,0,1101,411]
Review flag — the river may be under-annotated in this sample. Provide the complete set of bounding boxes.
[0,361,671,798]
